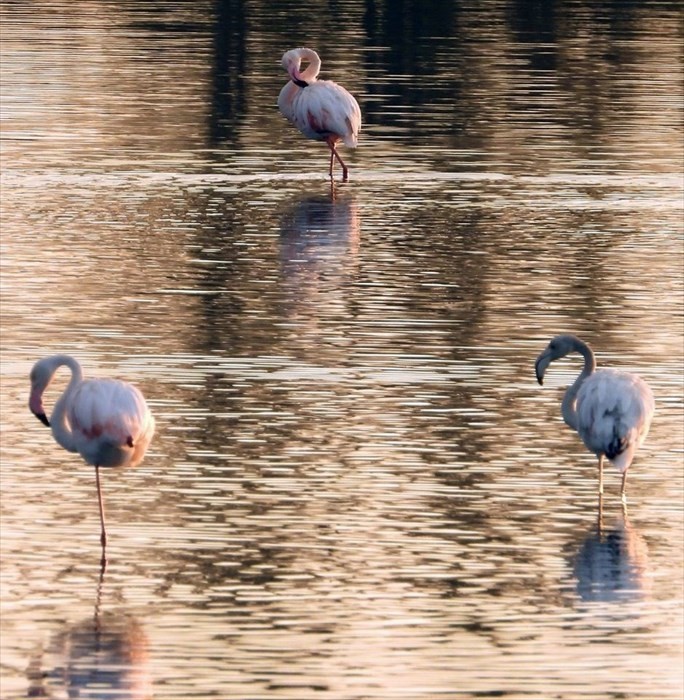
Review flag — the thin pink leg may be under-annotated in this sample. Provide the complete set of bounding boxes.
[95,466,108,559]
[333,147,349,182]
[326,139,349,181]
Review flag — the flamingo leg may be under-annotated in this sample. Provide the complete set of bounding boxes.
[334,148,349,182]
[326,138,349,182]
[597,454,604,497]
[95,465,108,555]
[620,470,628,505]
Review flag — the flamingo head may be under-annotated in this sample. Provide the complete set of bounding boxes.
[29,357,55,426]
[281,47,321,88]
[535,334,582,385]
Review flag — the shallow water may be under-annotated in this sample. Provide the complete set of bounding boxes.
[1,2,683,699]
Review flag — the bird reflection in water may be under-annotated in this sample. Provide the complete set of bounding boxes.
[572,507,651,603]
[26,569,152,699]
[279,188,360,325]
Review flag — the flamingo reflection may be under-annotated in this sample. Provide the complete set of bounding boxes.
[572,510,651,603]
[279,190,360,326]
[26,569,152,699]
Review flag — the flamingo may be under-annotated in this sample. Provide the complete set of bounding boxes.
[535,334,654,504]
[29,354,155,559]
[278,47,361,182]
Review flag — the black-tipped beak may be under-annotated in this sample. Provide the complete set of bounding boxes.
[534,355,546,386]
[32,410,50,427]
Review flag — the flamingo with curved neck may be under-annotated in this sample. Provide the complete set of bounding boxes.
[535,334,654,504]
[29,354,155,563]
[278,47,361,181]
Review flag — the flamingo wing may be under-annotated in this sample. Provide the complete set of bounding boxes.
[290,81,361,147]
[68,379,154,467]
[576,369,654,470]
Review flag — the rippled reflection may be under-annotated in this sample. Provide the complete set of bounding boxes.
[279,188,361,328]
[25,573,151,700]
[572,512,651,603]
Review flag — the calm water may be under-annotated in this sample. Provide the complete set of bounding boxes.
[1,2,683,699]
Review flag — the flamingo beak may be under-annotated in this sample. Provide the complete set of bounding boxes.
[32,409,50,427]
[535,351,551,385]
[29,390,50,426]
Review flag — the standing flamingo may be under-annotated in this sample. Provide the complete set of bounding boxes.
[535,334,654,504]
[29,354,155,559]
[278,47,361,181]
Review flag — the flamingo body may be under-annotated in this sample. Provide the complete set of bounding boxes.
[535,334,654,501]
[279,79,360,147]
[67,378,153,468]
[278,47,361,180]
[575,368,653,472]
[29,354,154,556]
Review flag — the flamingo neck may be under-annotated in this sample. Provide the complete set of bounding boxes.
[49,355,83,454]
[561,337,596,431]
[296,49,321,85]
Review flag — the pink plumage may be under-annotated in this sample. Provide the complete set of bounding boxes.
[68,379,152,467]
[278,47,361,181]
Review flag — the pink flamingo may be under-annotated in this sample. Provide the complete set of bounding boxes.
[29,354,155,557]
[278,47,361,181]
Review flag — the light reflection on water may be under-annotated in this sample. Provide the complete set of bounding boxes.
[1,1,683,699]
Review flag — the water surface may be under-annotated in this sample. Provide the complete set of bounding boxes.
[1,2,683,698]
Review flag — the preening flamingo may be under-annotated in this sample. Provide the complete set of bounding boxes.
[29,355,155,557]
[278,47,361,181]
[535,334,654,503]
